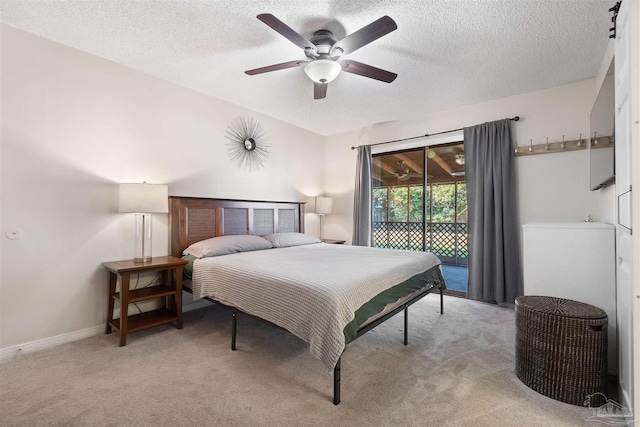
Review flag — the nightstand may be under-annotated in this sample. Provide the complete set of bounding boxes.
[321,239,346,244]
[102,256,188,346]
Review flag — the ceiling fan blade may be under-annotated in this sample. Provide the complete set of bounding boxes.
[314,82,328,99]
[245,60,307,75]
[331,16,397,56]
[257,14,318,56]
[340,60,397,83]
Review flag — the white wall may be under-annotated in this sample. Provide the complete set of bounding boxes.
[324,79,600,243]
[0,25,325,350]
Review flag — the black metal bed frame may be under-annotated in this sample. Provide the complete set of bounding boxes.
[190,280,444,405]
[168,196,445,405]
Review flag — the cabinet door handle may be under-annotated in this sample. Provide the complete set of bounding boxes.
[617,186,632,234]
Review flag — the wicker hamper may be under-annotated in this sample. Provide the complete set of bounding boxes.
[515,296,608,406]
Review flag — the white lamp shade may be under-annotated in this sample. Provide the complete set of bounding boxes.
[119,183,169,213]
[314,196,333,214]
[304,59,342,84]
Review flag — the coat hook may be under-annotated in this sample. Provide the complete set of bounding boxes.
[528,139,534,152]
[545,137,550,150]
[577,133,583,147]
[592,131,598,146]
[514,141,519,154]
[560,135,566,149]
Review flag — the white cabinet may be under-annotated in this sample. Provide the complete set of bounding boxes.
[613,0,638,414]
[522,222,616,374]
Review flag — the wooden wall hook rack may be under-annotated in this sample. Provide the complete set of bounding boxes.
[514,136,612,157]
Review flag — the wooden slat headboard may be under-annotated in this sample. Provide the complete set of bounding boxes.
[168,196,306,258]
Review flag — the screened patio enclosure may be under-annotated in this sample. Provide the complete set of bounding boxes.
[372,144,468,269]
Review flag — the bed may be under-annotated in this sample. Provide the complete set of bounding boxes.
[169,196,445,404]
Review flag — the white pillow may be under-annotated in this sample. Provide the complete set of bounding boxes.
[183,235,273,258]
[262,232,321,248]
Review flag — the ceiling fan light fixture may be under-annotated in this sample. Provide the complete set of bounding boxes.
[455,154,465,165]
[304,59,341,84]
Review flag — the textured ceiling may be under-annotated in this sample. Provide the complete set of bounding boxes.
[0,0,612,136]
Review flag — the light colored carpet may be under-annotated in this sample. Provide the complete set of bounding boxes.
[0,295,595,426]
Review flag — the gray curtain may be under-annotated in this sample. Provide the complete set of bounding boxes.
[464,119,522,303]
[352,145,372,246]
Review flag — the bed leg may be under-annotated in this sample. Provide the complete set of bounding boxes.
[333,358,341,405]
[404,306,409,345]
[440,285,444,315]
[231,308,237,351]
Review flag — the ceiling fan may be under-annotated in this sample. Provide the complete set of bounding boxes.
[452,149,465,176]
[394,160,422,182]
[245,14,398,99]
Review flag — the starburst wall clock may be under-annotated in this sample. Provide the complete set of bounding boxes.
[224,116,270,171]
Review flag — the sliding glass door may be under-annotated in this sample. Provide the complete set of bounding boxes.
[371,143,468,293]
[372,148,425,251]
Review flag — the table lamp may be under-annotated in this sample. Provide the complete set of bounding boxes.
[119,182,168,262]
[314,196,333,241]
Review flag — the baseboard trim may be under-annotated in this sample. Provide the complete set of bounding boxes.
[0,301,213,361]
[0,324,104,361]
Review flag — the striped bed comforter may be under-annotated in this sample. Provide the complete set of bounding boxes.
[192,243,441,370]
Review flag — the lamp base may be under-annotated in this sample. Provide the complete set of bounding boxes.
[133,213,154,263]
[319,213,325,241]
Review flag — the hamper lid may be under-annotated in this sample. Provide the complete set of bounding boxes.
[515,296,607,319]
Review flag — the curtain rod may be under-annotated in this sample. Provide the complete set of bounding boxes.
[350,116,520,150]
